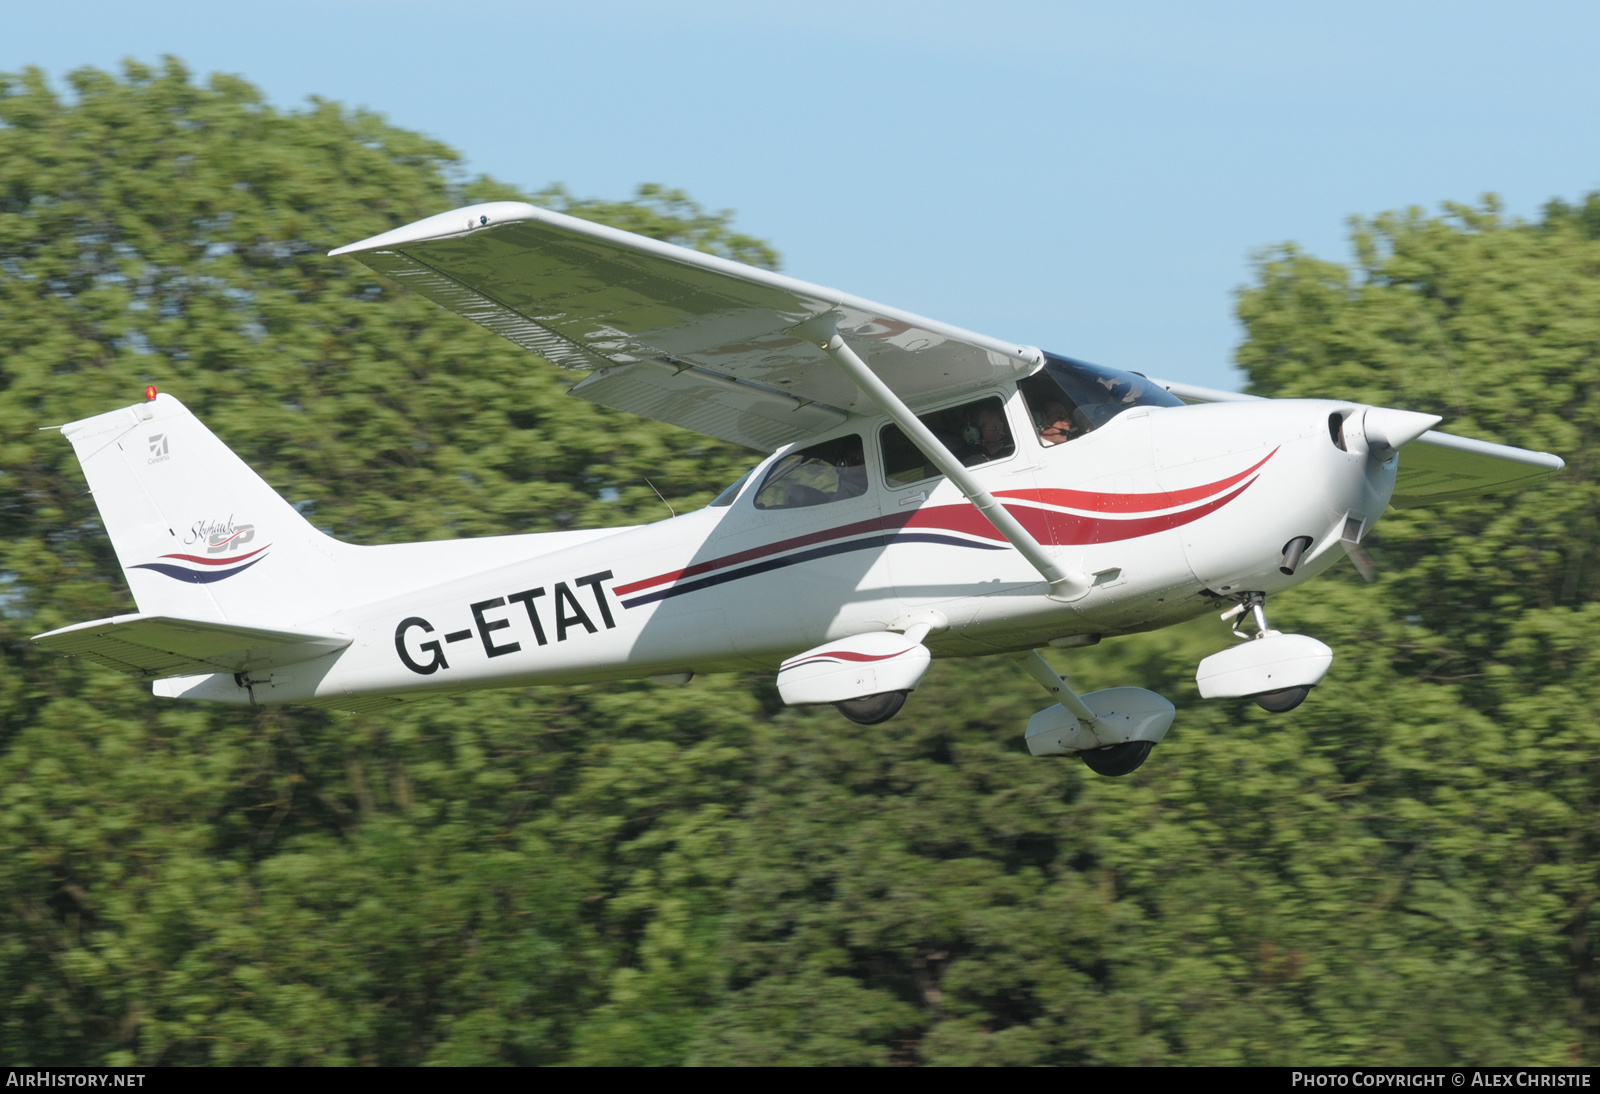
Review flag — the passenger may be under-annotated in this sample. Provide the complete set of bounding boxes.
[965,405,1013,464]
[1037,401,1076,446]
[835,459,868,499]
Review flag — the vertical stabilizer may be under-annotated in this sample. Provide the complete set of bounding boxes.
[60,394,346,627]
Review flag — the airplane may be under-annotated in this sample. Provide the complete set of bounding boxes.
[32,201,1566,776]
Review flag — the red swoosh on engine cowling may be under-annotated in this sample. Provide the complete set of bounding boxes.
[905,476,1257,546]
[156,544,272,567]
[994,448,1277,513]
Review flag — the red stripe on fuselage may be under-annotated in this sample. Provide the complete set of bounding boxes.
[904,477,1256,546]
[613,513,894,595]
[618,453,1274,596]
[994,448,1277,514]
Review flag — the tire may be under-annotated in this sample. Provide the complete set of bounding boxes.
[1079,740,1154,776]
[1252,685,1310,713]
[834,690,909,725]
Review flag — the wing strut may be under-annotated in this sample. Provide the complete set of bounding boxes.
[1015,649,1101,726]
[816,329,1089,601]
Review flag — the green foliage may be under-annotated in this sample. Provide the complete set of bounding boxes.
[2,60,1598,1065]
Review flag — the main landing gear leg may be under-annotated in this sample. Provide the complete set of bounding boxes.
[1014,650,1169,777]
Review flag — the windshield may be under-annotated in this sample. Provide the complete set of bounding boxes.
[1019,353,1183,441]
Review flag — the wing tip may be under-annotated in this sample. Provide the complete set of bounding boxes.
[329,201,543,257]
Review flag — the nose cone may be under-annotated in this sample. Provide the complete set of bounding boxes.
[1362,407,1442,457]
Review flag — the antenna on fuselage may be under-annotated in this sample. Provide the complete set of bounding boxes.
[643,477,675,519]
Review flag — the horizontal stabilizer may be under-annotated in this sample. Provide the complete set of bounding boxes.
[32,614,350,678]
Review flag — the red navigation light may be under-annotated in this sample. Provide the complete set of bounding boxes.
[145,385,157,402]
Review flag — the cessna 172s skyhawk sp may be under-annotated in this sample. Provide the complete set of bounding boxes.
[34,202,1566,775]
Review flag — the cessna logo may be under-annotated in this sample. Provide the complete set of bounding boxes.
[147,434,169,465]
[184,517,257,554]
[395,570,617,675]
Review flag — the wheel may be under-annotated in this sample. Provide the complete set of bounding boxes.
[834,690,909,725]
[1252,685,1310,713]
[1079,740,1154,777]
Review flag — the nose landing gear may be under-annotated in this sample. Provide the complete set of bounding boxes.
[1222,591,1271,642]
[1196,593,1333,713]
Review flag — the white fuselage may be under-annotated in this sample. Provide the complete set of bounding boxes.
[161,393,1396,706]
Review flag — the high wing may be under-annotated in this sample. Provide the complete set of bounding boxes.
[1382,431,1566,507]
[330,202,1041,452]
[1153,378,1565,506]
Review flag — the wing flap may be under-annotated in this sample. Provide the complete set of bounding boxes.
[33,614,351,678]
[568,362,848,452]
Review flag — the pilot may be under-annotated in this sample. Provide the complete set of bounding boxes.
[1037,401,1077,446]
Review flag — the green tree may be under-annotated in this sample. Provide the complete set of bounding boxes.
[0,58,762,1065]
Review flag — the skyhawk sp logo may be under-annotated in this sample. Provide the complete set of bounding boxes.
[131,516,271,584]
[185,517,257,554]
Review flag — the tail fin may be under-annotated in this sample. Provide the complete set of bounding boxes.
[61,394,346,627]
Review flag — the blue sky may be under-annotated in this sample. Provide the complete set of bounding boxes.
[5,1,1599,390]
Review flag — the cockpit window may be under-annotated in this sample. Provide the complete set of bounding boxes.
[1020,353,1183,445]
[753,434,868,510]
[880,395,1014,487]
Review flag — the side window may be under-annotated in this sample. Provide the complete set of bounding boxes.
[708,466,756,507]
[753,434,868,510]
[879,396,1014,487]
